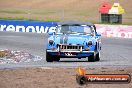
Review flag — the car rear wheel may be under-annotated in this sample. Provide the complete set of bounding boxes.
[46,52,53,62]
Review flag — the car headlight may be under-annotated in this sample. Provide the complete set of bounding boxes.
[49,40,54,45]
[88,41,92,45]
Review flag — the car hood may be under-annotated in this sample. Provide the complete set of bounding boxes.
[50,34,94,45]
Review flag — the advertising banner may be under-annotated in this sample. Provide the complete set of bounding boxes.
[0,20,57,33]
[0,20,132,38]
[96,24,132,38]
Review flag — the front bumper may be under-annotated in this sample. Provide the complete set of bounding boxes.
[47,49,94,53]
[46,50,94,58]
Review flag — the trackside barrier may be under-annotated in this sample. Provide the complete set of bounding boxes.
[0,20,132,38]
[95,24,132,38]
[0,20,57,33]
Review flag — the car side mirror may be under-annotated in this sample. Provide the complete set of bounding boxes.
[48,32,55,35]
[96,33,101,36]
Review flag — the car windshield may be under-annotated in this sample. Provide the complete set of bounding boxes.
[56,25,94,35]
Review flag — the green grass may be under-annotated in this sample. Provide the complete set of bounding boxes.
[0,8,131,25]
[0,8,29,14]
[0,0,131,25]
[0,17,34,21]
[0,17,60,22]
[0,10,27,14]
[1,17,132,25]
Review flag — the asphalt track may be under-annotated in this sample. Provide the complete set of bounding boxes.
[0,31,132,69]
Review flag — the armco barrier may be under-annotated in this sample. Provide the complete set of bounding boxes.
[0,20,57,33]
[0,20,132,38]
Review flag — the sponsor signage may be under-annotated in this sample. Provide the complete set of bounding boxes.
[76,74,131,85]
[76,67,131,85]
[96,24,132,38]
[0,20,57,33]
[0,20,132,38]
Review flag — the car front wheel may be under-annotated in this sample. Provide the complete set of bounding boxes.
[54,56,60,62]
[95,52,100,61]
[88,52,100,62]
[46,52,53,62]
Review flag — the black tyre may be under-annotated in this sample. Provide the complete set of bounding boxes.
[46,52,53,62]
[54,56,60,62]
[88,52,100,62]
[76,75,87,85]
[88,54,96,62]
[95,52,100,61]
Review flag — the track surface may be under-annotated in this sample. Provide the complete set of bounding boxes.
[0,31,132,69]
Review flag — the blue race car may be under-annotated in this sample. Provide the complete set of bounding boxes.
[46,21,101,62]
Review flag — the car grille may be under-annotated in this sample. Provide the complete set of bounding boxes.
[58,44,84,51]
